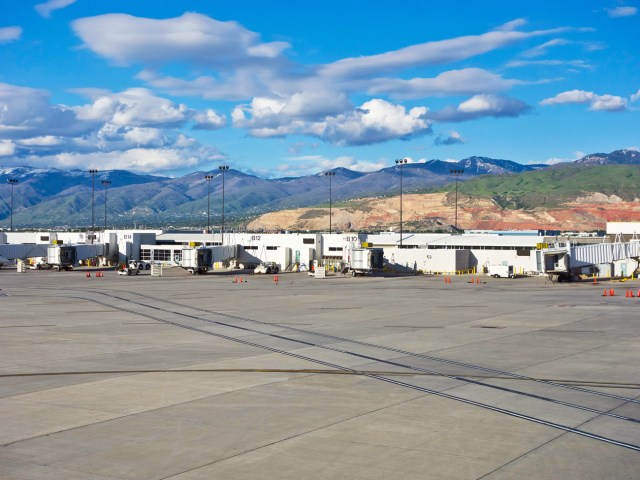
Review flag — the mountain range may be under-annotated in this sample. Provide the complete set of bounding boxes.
[1,149,638,229]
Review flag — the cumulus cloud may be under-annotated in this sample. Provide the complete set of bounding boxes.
[35,0,77,18]
[72,13,290,67]
[320,100,431,145]
[540,150,589,165]
[606,6,638,17]
[75,88,196,127]
[75,13,566,104]
[0,140,16,156]
[0,83,87,139]
[274,155,387,178]
[431,94,531,122]
[18,136,63,147]
[234,97,431,145]
[0,82,226,173]
[434,131,465,145]
[540,89,628,111]
[0,26,22,43]
[631,89,640,102]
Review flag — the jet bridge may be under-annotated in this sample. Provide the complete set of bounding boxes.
[544,240,640,281]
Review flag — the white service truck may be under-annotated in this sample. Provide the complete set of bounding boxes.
[487,264,514,278]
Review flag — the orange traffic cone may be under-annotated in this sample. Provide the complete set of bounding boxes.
[86,272,91,278]
[602,288,608,297]
[609,288,615,297]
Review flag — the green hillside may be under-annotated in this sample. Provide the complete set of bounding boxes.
[437,165,640,209]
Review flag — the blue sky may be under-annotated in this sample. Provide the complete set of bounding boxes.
[0,0,638,178]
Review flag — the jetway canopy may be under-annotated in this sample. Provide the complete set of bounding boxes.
[570,241,640,267]
[0,244,48,260]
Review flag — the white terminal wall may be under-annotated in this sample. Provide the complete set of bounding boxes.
[606,222,640,235]
[156,232,323,269]
[236,233,321,268]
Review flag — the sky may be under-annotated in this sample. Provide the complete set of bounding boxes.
[0,0,639,178]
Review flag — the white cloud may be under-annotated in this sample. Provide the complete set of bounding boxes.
[319,23,568,79]
[275,155,386,177]
[53,149,199,173]
[506,59,592,69]
[0,82,226,173]
[540,150,587,165]
[431,94,531,122]
[320,99,431,145]
[606,6,638,17]
[540,89,627,111]
[367,68,519,99]
[521,39,569,58]
[136,70,269,101]
[73,88,226,130]
[541,157,568,165]
[0,26,22,43]
[434,131,465,146]
[281,91,351,119]
[121,127,163,147]
[235,97,431,145]
[497,19,528,32]
[192,109,226,130]
[631,89,640,102]
[9,145,225,174]
[75,88,191,127]
[74,13,569,106]
[35,0,77,18]
[72,13,290,67]
[18,136,62,146]
[0,140,16,156]
[590,94,627,111]
[0,83,86,139]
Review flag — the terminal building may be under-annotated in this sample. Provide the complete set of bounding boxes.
[2,222,638,278]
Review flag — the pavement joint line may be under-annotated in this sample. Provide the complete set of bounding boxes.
[0,337,228,371]
[6,278,640,460]
[92,287,640,406]
[156,392,432,480]
[3,369,638,388]
[473,389,640,480]
[0,370,316,449]
[66,291,640,451]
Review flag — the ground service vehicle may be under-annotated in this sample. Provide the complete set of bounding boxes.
[254,262,280,274]
[487,264,514,278]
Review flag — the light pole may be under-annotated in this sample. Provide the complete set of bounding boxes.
[205,174,214,233]
[324,171,335,234]
[395,158,408,247]
[450,169,464,232]
[7,178,18,231]
[101,180,111,230]
[89,169,98,232]
[218,165,229,244]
